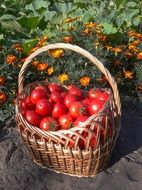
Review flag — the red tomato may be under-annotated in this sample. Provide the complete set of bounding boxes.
[74,115,88,126]
[89,136,97,149]
[89,99,104,115]
[82,98,91,112]
[89,89,102,100]
[25,110,41,126]
[64,94,78,109]
[20,100,27,115]
[36,99,52,116]
[31,89,47,104]
[69,85,82,97]
[25,95,35,110]
[40,117,58,131]
[61,91,67,98]
[35,85,50,94]
[98,91,109,102]
[59,114,73,129]
[69,101,87,118]
[50,92,63,103]
[48,83,62,93]
[52,103,67,118]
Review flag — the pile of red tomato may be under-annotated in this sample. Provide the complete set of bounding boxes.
[19,83,113,149]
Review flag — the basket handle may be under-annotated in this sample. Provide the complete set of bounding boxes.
[18,43,121,119]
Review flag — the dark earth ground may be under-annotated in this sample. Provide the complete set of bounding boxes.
[0,103,142,190]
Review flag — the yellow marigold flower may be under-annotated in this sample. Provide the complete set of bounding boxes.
[58,74,69,83]
[124,52,133,59]
[48,67,54,75]
[6,54,17,64]
[36,63,48,71]
[64,36,73,43]
[0,91,7,104]
[111,47,122,53]
[0,76,6,85]
[85,22,97,28]
[123,70,134,79]
[49,49,64,58]
[83,28,91,36]
[137,52,142,60]
[128,45,136,50]
[80,77,90,86]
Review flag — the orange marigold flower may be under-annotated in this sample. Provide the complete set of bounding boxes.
[47,67,54,75]
[28,47,39,55]
[123,70,134,79]
[6,54,17,64]
[137,52,142,60]
[37,35,48,47]
[65,17,81,23]
[85,22,97,28]
[80,77,90,86]
[0,91,7,104]
[111,47,122,53]
[36,63,48,71]
[49,49,64,58]
[124,52,133,59]
[32,60,39,66]
[104,45,112,50]
[67,26,75,31]
[11,43,23,52]
[64,36,73,43]
[58,74,69,83]
[0,76,6,85]
[131,40,140,46]
[136,84,142,93]
[83,28,91,36]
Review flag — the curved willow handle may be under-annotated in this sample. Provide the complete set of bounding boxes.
[18,43,121,125]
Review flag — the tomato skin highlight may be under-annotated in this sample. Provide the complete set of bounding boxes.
[69,101,87,118]
[89,99,104,115]
[52,102,67,118]
[31,89,47,104]
[89,89,102,100]
[40,117,58,131]
[50,92,63,103]
[59,114,73,129]
[63,94,78,109]
[69,85,82,97]
[48,83,62,93]
[26,110,41,126]
[36,99,52,116]
[98,91,109,102]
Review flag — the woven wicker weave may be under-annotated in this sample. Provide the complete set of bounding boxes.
[15,43,121,177]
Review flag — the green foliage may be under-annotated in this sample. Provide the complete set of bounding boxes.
[0,0,142,122]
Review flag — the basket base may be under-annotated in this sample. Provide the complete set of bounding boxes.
[33,159,108,178]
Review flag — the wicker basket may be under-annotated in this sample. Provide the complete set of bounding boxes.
[15,43,121,177]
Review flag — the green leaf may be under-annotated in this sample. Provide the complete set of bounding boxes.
[18,16,41,31]
[102,23,117,35]
[133,17,141,27]
[0,14,22,32]
[127,2,138,8]
[25,0,49,11]
[44,10,56,22]
[22,39,38,55]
